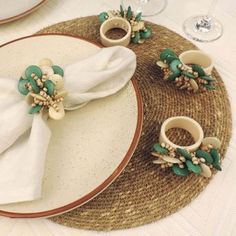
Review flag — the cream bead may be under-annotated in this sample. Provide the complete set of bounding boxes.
[49,74,64,89]
[49,102,65,120]
[40,66,54,77]
[39,58,53,67]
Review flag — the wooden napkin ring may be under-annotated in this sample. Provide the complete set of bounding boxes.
[100,17,131,47]
[159,116,204,152]
[179,50,213,75]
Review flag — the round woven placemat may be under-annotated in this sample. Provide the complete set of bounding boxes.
[37,16,232,231]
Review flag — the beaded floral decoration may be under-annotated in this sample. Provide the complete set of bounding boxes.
[151,137,222,178]
[156,48,216,93]
[99,5,152,44]
[18,58,67,120]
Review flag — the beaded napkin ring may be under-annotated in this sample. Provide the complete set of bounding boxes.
[156,48,216,93]
[151,116,222,178]
[99,5,152,44]
[18,58,67,120]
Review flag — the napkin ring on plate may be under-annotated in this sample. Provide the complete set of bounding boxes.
[156,48,216,93]
[18,58,67,120]
[151,116,222,177]
[99,5,152,46]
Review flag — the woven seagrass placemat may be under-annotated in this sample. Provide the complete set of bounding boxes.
[37,16,232,231]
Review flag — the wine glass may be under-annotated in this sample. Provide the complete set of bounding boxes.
[183,0,223,42]
[121,0,167,17]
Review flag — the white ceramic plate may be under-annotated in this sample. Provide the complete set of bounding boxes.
[0,34,143,218]
[0,0,47,24]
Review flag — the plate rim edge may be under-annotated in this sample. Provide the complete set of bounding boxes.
[0,0,48,25]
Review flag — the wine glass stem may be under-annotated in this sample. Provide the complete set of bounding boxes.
[207,0,218,16]
[138,0,150,13]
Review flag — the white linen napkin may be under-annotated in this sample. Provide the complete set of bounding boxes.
[0,46,136,204]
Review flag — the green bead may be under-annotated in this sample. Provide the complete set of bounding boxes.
[203,84,216,90]
[120,5,125,17]
[127,6,132,20]
[52,65,64,77]
[186,160,202,174]
[29,77,40,93]
[25,65,42,79]
[196,149,213,164]
[140,27,152,39]
[201,75,215,81]
[176,148,192,160]
[160,48,176,62]
[172,164,189,176]
[192,64,205,76]
[135,12,142,22]
[29,104,42,114]
[98,12,109,23]
[170,59,181,74]
[210,148,222,170]
[181,71,195,79]
[153,143,168,154]
[132,31,141,43]
[167,71,181,81]
[213,163,222,171]
[18,78,29,95]
[44,80,55,96]
[165,55,179,64]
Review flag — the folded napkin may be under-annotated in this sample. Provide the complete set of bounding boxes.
[0,46,136,204]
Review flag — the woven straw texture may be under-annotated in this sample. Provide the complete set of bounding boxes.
[37,16,232,231]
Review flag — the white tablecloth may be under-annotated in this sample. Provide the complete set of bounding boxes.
[0,0,236,235]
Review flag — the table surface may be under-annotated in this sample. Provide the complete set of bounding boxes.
[0,0,236,235]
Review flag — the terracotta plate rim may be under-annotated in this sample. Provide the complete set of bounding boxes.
[0,0,47,25]
[0,33,143,218]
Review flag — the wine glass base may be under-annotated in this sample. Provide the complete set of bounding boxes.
[183,15,223,42]
[121,0,167,17]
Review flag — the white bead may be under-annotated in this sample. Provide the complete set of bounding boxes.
[40,66,54,77]
[156,60,169,69]
[161,143,166,147]
[161,155,181,164]
[200,163,212,178]
[31,93,46,101]
[200,158,206,163]
[189,79,199,92]
[49,74,64,89]
[39,58,53,67]
[49,102,65,120]
[202,137,221,149]
[153,159,166,164]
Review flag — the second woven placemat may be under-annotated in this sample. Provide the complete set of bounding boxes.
[38,16,232,231]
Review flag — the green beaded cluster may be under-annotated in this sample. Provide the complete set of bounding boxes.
[151,141,222,177]
[156,48,216,92]
[99,5,152,44]
[18,63,65,115]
